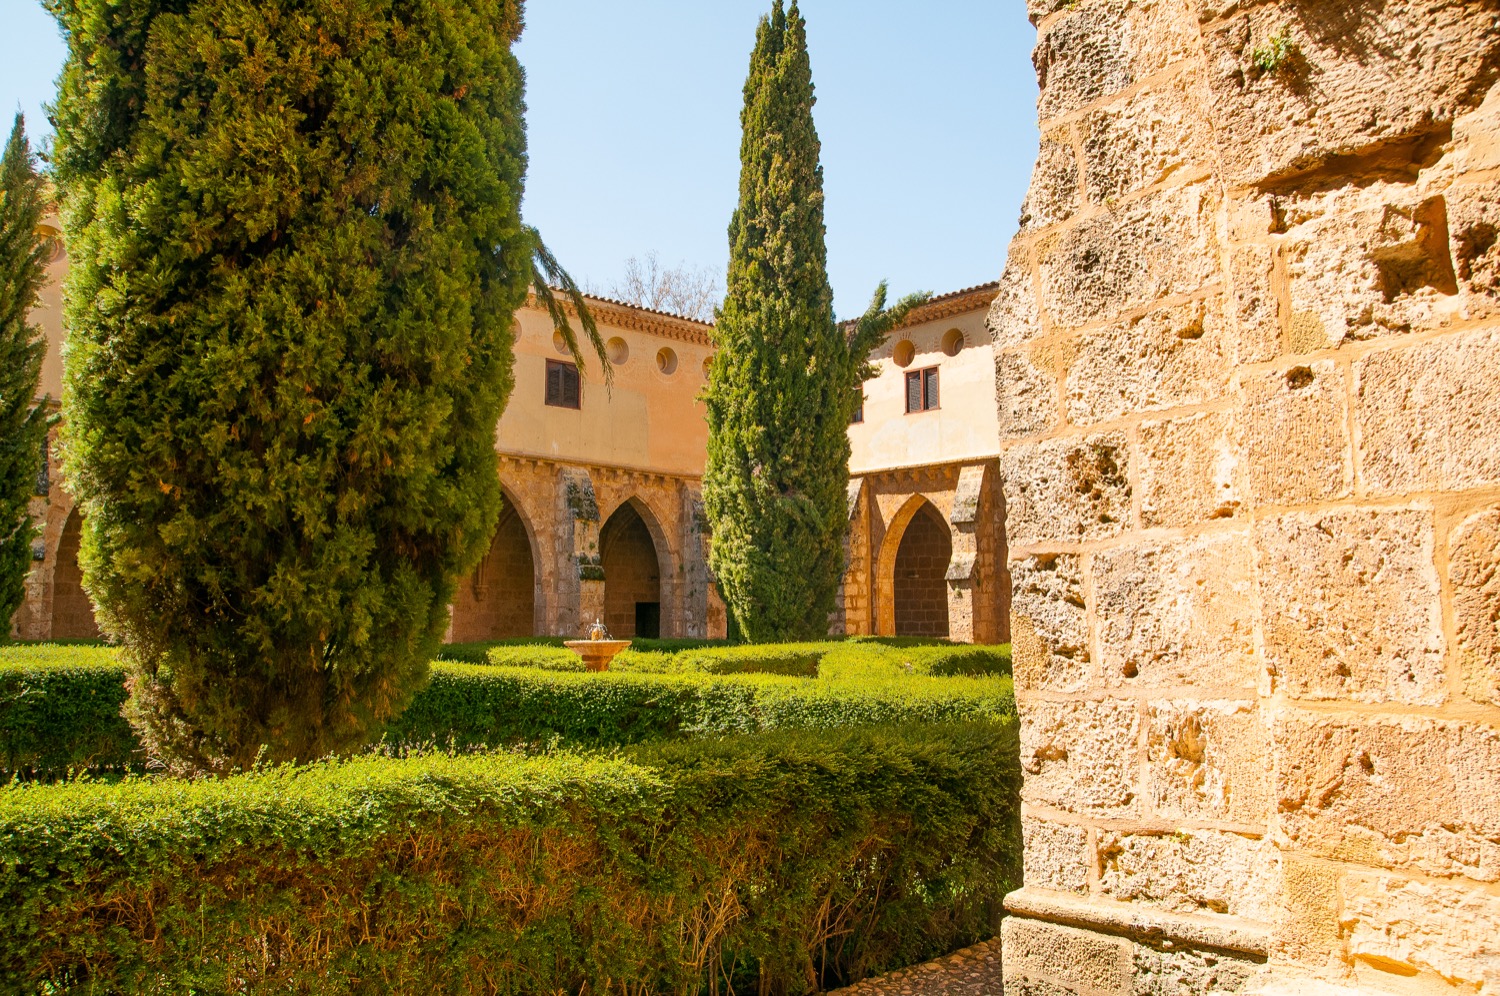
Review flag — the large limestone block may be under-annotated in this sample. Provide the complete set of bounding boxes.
[1021,126,1082,232]
[1023,816,1091,895]
[1133,945,1261,996]
[1147,700,1270,827]
[1098,829,1278,920]
[1355,326,1500,495]
[1137,410,1245,528]
[1276,713,1500,882]
[1278,184,1461,349]
[1037,183,1221,330]
[1200,1,1500,186]
[1094,532,1258,688]
[996,347,1061,438]
[1226,244,1281,365]
[1343,873,1500,991]
[1080,70,1217,205]
[1034,1,1199,122]
[1447,183,1500,319]
[1066,297,1234,426]
[1002,432,1132,545]
[989,253,1044,352]
[1021,698,1142,817]
[1256,508,1445,705]
[1451,507,1500,705]
[1274,852,1343,968]
[1011,553,1091,694]
[1239,360,1351,507]
[1003,916,1132,996]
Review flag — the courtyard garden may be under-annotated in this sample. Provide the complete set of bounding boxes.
[1,638,1019,993]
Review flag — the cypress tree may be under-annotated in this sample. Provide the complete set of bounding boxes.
[0,115,52,635]
[704,1,924,642]
[47,0,590,770]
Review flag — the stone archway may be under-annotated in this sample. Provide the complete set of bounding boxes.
[449,497,538,641]
[874,495,955,638]
[51,508,100,640]
[600,499,663,638]
[893,500,952,638]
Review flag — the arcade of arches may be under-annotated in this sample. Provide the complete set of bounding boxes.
[15,458,1009,646]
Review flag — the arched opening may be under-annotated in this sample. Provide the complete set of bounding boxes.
[449,501,537,641]
[51,509,100,640]
[601,500,662,639]
[893,500,952,638]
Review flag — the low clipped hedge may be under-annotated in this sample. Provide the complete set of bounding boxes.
[386,665,1014,749]
[1,721,1021,995]
[0,642,1012,778]
[0,646,135,777]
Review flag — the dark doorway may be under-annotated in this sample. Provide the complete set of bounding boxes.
[601,501,662,638]
[634,602,661,639]
[894,501,952,638]
[51,509,101,640]
[450,503,536,641]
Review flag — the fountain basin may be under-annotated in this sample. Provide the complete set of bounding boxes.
[563,639,632,672]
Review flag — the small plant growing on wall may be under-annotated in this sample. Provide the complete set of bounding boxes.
[1251,27,1299,76]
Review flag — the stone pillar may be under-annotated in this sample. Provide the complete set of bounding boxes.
[555,468,602,638]
[678,483,710,639]
[994,2,1500,994]
[834,477,871,636]
[944,463,988,644]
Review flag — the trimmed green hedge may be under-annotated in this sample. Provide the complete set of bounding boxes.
[0,646,135,777]
[0,642,1012,777]
[386,664,1013,749]
[0,721,1021,994]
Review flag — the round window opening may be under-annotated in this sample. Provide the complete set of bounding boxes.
[551,331,570,356]
[941,328,966,357]
[657,347,678,375]
[606,337,630,365]
[892,340,917,367]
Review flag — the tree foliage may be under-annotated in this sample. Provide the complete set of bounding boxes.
[47,0,539,771]
[0,115,51,635]
[703,1,924,642]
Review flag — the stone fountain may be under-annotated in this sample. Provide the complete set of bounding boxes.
[564,619,631,672]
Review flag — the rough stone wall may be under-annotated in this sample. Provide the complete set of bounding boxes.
[992,1,1500,993]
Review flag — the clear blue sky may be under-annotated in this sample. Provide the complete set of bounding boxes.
[2,1,1039,318]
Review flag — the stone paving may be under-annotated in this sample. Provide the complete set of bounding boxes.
[828,939,1003,996]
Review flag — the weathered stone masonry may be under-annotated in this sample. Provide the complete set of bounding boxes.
[994,1,1500,993]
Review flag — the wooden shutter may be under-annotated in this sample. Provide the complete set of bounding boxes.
[906,370,922,413]
[546,362,562,406]
[562,364,580,408]
[924,367,939,410]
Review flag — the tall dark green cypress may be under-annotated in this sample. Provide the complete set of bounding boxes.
[0,116,52,636]
[47,0,540,770]
[704,1,924,642]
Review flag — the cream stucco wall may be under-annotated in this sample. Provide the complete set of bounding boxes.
[33,218,66,404]
[848,286,1000,475]
[500,302,713,477]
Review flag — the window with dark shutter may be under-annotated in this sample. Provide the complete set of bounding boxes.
[851,389,865,424]
[906,366,939,413]
[545,360,581,409]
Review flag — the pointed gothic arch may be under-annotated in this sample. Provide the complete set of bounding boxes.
[875,494,954,638]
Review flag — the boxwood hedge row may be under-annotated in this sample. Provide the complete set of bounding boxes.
[1,642,1012,778]
[0,720,1021,995]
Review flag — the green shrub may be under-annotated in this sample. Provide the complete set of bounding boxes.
[0,645,134,778]
[385,664,1014,750]
[50,0,535,772]
[0,721,1020,994]
[673,642,827,676]
[485,645,586,671]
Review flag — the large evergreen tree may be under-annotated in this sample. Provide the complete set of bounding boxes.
[48,0,595,770]
[704,1,923,642]
[0,115,52,636]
